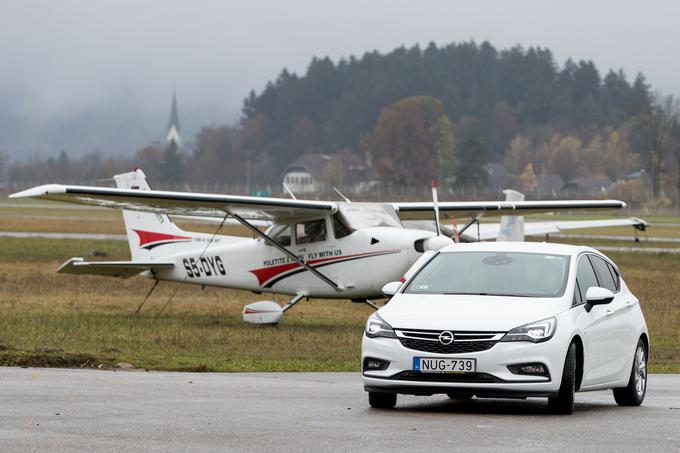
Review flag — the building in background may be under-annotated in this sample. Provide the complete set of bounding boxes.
[282,150,372,195]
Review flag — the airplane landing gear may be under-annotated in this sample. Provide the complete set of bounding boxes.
[242,293,306,325]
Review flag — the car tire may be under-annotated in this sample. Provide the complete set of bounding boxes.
[446,393,473,400]
[368,392,397,409]
[548,342,576,415]
[613,338,647,406]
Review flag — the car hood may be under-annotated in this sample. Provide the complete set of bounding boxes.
[379,294,568,332]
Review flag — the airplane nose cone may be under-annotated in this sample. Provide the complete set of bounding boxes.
[422,235,454,251]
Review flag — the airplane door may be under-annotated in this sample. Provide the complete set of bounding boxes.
[292,217,339,291]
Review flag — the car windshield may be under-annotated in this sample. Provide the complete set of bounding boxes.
[404,251,570,298]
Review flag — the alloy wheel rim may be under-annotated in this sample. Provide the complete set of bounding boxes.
[634,346,646,397]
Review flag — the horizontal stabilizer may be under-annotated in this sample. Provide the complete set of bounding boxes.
[57,258,174,279]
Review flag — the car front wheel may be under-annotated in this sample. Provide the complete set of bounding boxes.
[548,342,576,415]
[368,392,397,409]
[613,339,647,406]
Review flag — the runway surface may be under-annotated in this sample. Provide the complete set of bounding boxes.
[0,368,678,452]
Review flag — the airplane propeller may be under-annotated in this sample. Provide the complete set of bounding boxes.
[420,180,454,251]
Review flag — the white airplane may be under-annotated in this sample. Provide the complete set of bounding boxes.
[9,169,645,324]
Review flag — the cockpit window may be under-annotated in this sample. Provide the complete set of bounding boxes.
[338,203,403,229]
[268,225,291,246]
[332,213,354,239]
[296,219,327,244]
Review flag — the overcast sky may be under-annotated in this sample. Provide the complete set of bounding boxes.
[1,0,678,159]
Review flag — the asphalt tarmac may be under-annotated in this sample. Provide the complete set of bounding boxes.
[1,368,678,452]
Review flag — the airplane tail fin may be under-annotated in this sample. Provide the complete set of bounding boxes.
[113,169,194,261]
[496,189,525,242]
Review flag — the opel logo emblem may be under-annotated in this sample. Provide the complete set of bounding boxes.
[438,331,454,345]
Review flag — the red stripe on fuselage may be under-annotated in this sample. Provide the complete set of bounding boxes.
[133,230,192,248]
[248,250,400,286]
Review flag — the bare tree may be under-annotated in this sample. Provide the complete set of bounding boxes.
[0,151,7,187]
[632,94,679,198]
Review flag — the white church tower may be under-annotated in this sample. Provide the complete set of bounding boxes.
[166,91,181,146]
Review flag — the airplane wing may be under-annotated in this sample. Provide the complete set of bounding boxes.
[9,184,336,222]
[173,215,272,227]
[10,184,625,223]
[57,257,174,279]
[450,217,647,241]
[392,199,627,220]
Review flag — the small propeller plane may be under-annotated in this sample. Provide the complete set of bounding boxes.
[9,169,645,324]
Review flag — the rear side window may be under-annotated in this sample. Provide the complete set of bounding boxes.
[588,255,617,292]
[606,262,621,291]
[576,255,599,301]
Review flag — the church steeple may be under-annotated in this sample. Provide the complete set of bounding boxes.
[166,90,181,146]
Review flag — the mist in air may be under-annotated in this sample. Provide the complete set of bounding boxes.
[0,0,678,159]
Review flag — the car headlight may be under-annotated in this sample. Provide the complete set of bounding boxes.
[500,317,556,343]
[365,313,397,339]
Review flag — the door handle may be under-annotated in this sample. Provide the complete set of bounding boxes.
[605,309,614,317]
[625,301,636,308]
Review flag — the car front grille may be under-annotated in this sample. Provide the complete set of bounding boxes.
[391,371,503,383]
[394,329,504,354]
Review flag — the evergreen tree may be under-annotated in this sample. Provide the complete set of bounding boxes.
[454,117,489,188]
[161,140,183,183]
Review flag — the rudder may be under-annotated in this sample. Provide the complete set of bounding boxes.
[113,169,193,260]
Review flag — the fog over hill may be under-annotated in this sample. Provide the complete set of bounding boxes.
[1,0,678,161]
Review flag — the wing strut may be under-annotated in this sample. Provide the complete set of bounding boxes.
[230,213,341,291]
[457,213,484,237]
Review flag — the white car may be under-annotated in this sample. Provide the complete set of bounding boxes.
[361,242,649,414]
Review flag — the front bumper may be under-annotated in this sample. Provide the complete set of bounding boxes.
[362,334,566,397]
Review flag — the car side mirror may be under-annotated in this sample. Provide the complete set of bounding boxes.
[585,287,614,312]
[381,281,402,297]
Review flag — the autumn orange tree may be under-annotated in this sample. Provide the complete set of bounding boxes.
[361,96,455,187]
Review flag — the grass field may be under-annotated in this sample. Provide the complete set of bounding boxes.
[0,201,678,373]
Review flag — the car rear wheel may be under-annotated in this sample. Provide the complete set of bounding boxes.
[368,392,397,409]
[613,339,647,406]
[447,392,473,400]
[548,342,576,415]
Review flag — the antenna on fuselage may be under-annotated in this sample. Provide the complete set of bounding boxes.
[333,187,351,203]
[283,183,297,200]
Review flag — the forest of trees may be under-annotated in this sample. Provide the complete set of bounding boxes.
[3,41,680,202]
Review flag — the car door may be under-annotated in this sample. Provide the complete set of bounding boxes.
[572,253,617,386]
[588,255,637,381]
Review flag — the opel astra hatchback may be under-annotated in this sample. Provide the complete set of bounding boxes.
[361,242,649,414]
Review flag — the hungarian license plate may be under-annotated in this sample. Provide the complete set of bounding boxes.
[413,357,476,373]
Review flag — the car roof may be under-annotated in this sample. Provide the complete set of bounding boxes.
[438,241,598,257]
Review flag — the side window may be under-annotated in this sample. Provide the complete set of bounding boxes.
[332,213,353,239]
[606,262,621,291]
[296,219,327,244]
[588,255,617,292]
[576,255,599,302]
[269,225,291,246]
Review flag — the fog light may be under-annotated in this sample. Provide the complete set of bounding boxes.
[507,363,550,378]
[363,357,390,371]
